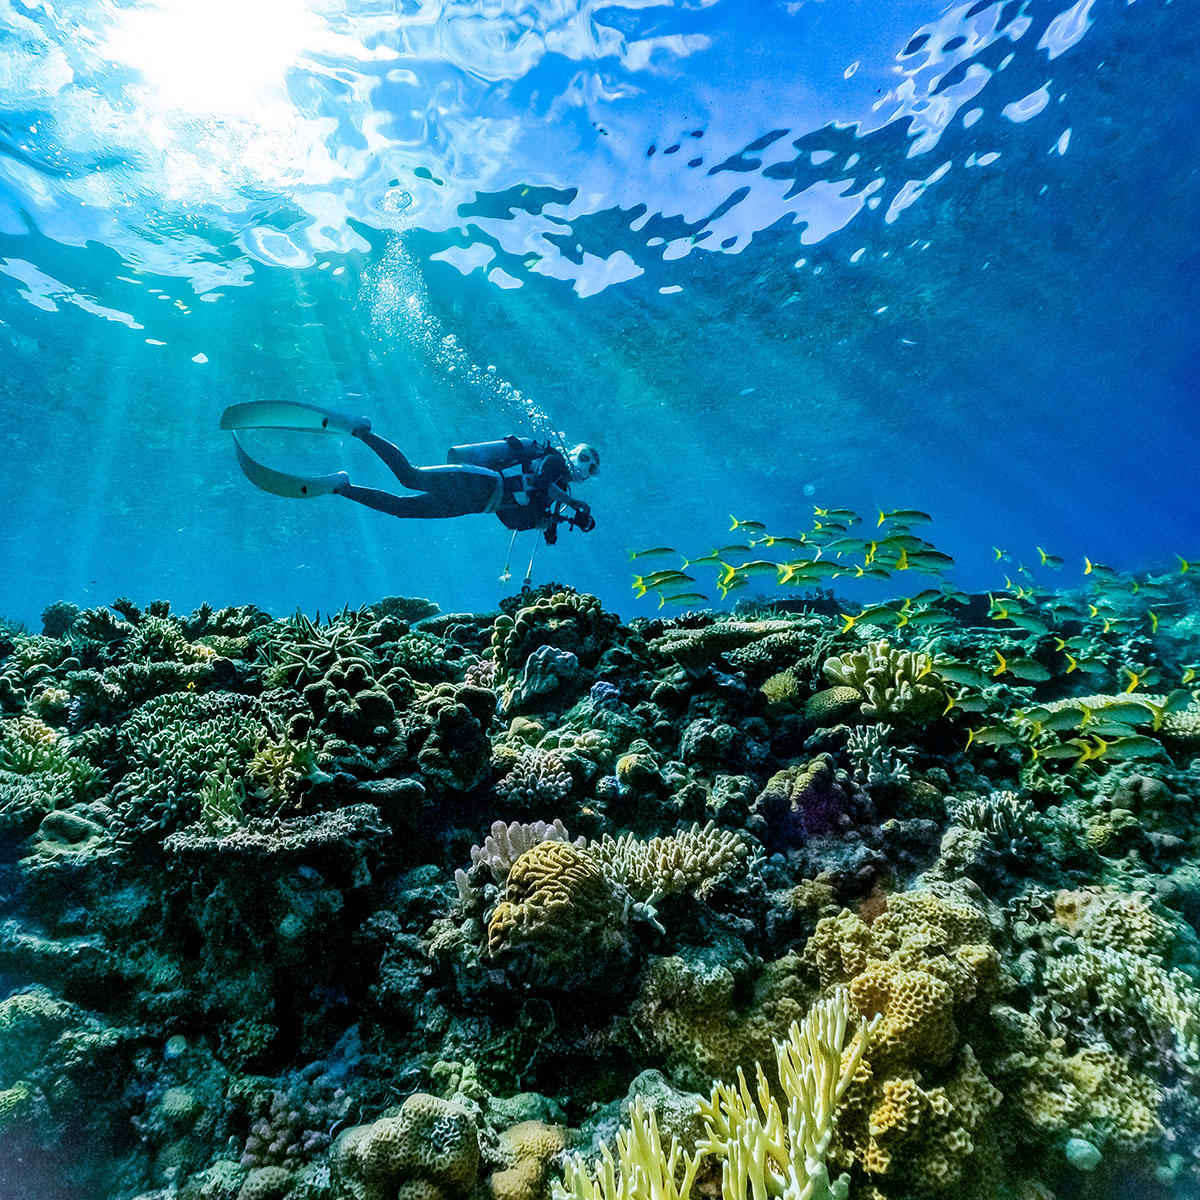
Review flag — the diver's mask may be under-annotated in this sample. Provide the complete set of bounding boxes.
[568,443,601,482]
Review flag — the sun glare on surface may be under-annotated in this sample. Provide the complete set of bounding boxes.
[104,0,321,115]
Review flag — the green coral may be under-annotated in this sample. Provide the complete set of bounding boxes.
[822,640,948,724]
[112,691,274,836]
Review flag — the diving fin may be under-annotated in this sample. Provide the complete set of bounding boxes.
[231,434,350,499]
[220,400,370,436]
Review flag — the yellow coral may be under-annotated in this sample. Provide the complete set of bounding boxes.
[802,889,1005,1197]
[860,1048,1000,1190]
[486,842,622,959]
[803,687,863,726]
[849,965,957,1068]
[697,991,879,1200]
[822,642,948,724]
[491,1122,569,1200]
[761,670,803,710]
[332,1093,480,1200]
[554,1097,700,1200]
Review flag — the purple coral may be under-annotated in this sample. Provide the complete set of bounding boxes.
[751,755,862,848]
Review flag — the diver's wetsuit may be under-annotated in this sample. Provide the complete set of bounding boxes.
[335,430,574,530]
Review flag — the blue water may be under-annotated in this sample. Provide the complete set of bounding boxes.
[2,0,1198,625]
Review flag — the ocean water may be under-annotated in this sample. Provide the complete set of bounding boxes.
[3,3,1200,1200]
[1,0,1197,622]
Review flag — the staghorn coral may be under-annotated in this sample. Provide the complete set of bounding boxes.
[246,733,328,808]
[822,641,948,725]
[847,724,912,789]
[588,821,749,905]
[258,609,379,690]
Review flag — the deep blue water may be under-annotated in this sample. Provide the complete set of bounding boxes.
[2,0,1199,626]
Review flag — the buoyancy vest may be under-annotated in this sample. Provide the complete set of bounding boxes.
[447,437,569,529]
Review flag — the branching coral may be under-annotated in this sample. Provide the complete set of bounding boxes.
[847,724,912,788]
[589,821,749,905]
[555,1096,700,1200]
[698,991,880,1200]
[470,818,584,884]
[495,748,574,814]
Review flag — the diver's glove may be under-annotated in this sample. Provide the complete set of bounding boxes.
[574,513,596,533]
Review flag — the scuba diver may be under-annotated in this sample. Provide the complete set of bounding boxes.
[220,401,598,562]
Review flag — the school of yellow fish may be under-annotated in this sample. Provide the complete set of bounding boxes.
[629,505,1200,771]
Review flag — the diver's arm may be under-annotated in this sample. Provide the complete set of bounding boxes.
[545,482,588,514]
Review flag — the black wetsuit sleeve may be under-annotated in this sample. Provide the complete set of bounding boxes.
[535,450,570,491]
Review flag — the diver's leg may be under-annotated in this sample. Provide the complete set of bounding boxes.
[335,470,498,519]
[354,430,504,501]
[353,430,427,489]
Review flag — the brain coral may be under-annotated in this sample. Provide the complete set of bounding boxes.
[489,1120,569,1200]
[823,641,948,725]
[332,1093,481,1200]
[485,841,634,993]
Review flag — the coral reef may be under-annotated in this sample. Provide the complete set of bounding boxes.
[0,551,1198,1200]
